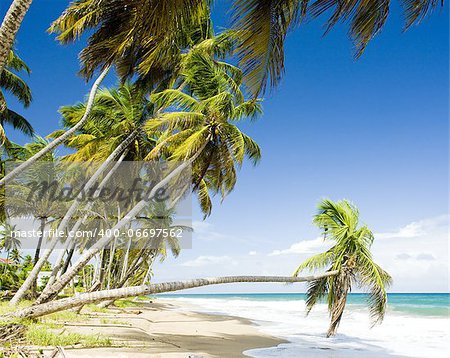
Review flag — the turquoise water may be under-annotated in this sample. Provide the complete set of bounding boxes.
[156,293,450,317]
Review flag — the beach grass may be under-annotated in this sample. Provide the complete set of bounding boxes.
[25,323,111,347]
[0,301,112,348]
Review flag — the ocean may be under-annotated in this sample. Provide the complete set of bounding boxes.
[156,293,450,357]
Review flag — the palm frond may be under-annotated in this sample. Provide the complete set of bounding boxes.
[402,0,443,29]
[356,246,393,325]
[0,69,32,107]
[151,90,199,111]
[232,0,304,96]
[305,275,330,314]
[293,249,334,276]
[0,109,34,136]
[196,179,212,217]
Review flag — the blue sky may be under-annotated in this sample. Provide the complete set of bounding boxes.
[1,1,448,292]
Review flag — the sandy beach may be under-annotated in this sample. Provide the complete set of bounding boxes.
[55,299,285,357]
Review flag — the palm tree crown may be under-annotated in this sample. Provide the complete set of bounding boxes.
[294,199,392,337]
[49,0,445,97]
[145,37,262,216]
[0,50,33,144]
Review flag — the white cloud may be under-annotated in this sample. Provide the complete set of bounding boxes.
[181,255,237,267]
[248,251,257,256]
[376,214,449,240]
[269,237,331,256]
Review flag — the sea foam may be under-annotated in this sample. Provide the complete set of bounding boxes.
[162,295,449,358]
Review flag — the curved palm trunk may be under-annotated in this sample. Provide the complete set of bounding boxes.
[0,66,110,186]
[8,271,338,319]
[0,0,33,76]
[35,143,206,305]
[327,268,352,337]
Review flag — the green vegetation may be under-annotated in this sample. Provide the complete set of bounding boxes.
[25,324,111,347]
[0,301,111,348]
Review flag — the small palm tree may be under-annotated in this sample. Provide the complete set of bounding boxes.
[0,50,33,143]
[0,223,21,260]
[294,199,392,337]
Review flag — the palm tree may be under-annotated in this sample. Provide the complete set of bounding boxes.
[0,223,21,260]
[33,42,263,305]
[10,83,153,305]
[0,0,33,76]
[48,0,212,83]
[0,50,33,144]
[294,199,392,337]
[48,0,445,97]
[0,2,210,185]
[4,137,66,295]
[2,0,443,185]
[51,82,155,162]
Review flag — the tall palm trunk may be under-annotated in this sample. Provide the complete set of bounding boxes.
[33,218,46,266]
[0,66,110,186]
[35,143,207,305]
[60,240,76,276]
[8,271,339,319]
[43,238,73,290]
[327,267,352,337]
[0,0,33,76]
[10,131,136,305]
[31,218,46,296]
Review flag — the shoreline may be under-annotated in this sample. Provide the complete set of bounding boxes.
[58,299,286,357]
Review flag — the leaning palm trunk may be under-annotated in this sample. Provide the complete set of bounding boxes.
[327,267,352,337]
[0,66,110,186]
[35,143,206,305]
[8,271,338,319]
[0,0,33,76]
[44,149,130,292]
[10,131,133,305]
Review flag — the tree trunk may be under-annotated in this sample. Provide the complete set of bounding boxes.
[60,240,76,276]
[0,0,33,76]
[8,271,338,319]
[35,143,206,305]
[11,132,135,305]
[31,218,46,297]
[33,219,46,266]
[0,66,110,186]
[326,267,352,337]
